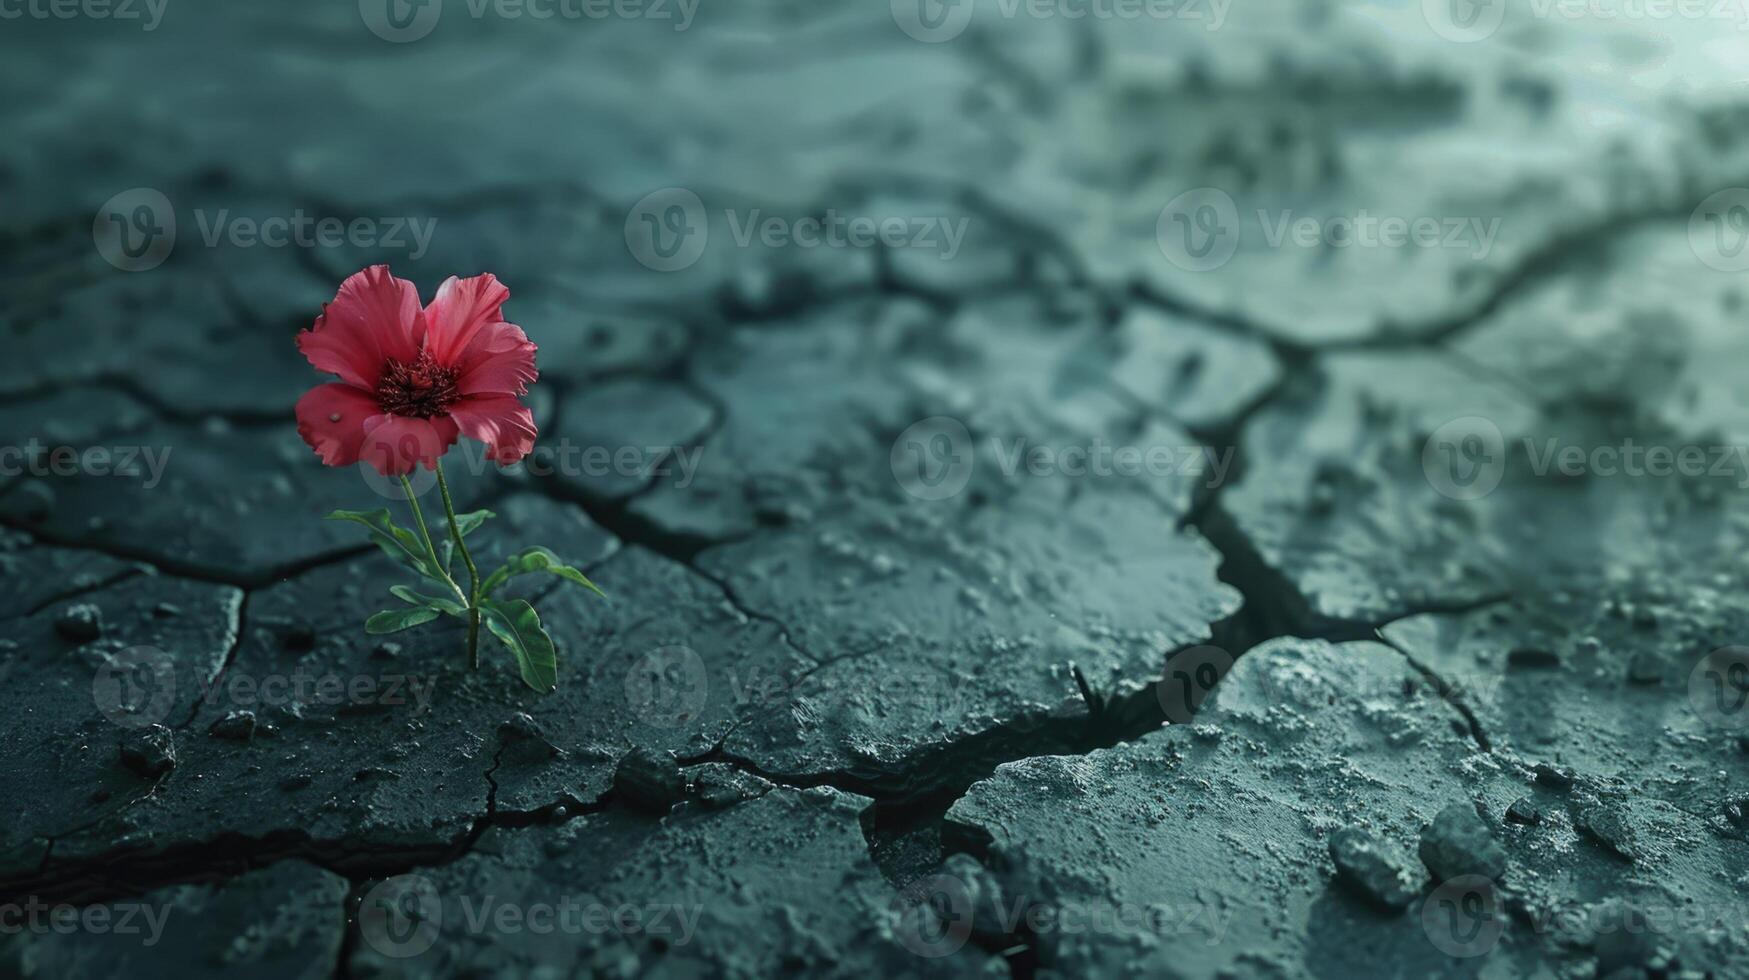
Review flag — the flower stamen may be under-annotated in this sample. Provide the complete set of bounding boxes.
[376,349,459,418]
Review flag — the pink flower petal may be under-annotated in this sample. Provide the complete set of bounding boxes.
[423,274,510,368]
[296,265,426,389]
[294,383,378,467]
[448,395,538,465]
[454,321,539,397]
[358,413,459,476]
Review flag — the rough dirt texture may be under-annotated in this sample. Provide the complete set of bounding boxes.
[4,1,1749,977]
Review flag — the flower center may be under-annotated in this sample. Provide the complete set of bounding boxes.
[375,350,459,419]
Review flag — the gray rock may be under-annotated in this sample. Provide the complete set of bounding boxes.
[1327,828,1426,910]
[613,747,687,815]
[120,724,178,777]
[1418,803,1507,884]
[53,602,103,642]
[208,710,257,741]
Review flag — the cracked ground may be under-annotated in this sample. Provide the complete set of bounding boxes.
[5,1,1749,977]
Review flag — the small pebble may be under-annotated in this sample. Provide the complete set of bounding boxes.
[499,712,542,741]
[613,747,687,815]
[1329,829,1426,909]
[1576,806,1636,862]
[55,603,104,643]
[208,710,257,741]
[119,725,177,777]
[1419,803,1507,883]
[1507,646,1560,669]
[1533,763,1573,790]
[1505,798,1541,825]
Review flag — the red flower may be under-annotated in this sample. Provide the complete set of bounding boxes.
[295,266,538,476]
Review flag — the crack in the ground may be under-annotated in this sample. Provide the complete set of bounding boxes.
[1127,187,1736,358]
[1373,630,1496,752]
[11,561,148,621]
[0,736,612,912]
[175,588,251,730]
[0,515,376,591]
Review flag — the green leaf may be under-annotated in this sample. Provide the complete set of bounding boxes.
[364,606,441,635]
[437,510,494,574]
[448,509,495,537]
[390,584,466,617]
[326,509,443,581]
[480,598,558,692]
[480,547,606,599]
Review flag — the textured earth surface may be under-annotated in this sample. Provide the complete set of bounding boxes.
[4,1,1749,977]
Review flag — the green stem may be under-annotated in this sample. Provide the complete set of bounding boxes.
[434,462,482,671]
[396,475,465,601]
